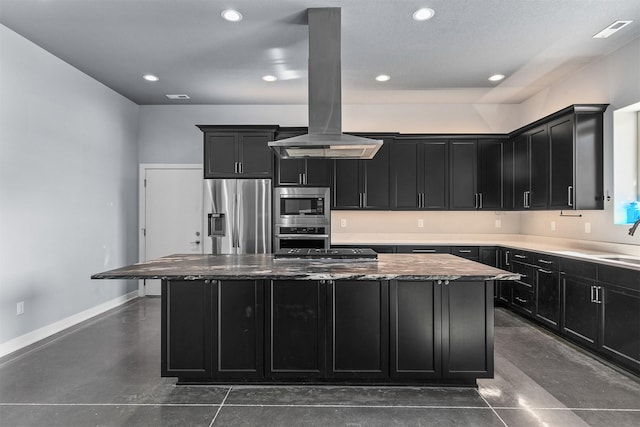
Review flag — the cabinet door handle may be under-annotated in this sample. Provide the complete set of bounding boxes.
[299,174,303,185]
[538,268,553,274]
[590,285,596,303]
[538,259,553,264]
[505,250,510,266]
[303,173,307,185]
[515,296,527,303]
[458,250,472,253]
[363,192,367,207]
[514,254,526,259]
[413,249,437,253]
[359,193,363,208]
[596,286,603,304]
[239,162,243,174]
[568,186,573,207]
[479,193,483,209]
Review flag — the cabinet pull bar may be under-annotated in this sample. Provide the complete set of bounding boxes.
[413,249,437,253]
[458,250,472,253]
[596,286,603,304]
[538,268,553,274]
[363,192,367,207]
[568,186,573,207]
[239,162,243,174]
[303,173,307,185]
[479,193,483,209]
[515,296,527,303]
[590,286,596,303]
[514,254,526,259]
[538,259,553,264]
[505,250,510,266]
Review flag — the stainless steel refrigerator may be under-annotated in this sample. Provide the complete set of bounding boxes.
[203,179,272,254]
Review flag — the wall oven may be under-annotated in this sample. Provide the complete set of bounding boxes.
[274,187,330,250]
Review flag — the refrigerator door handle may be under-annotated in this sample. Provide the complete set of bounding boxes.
[233,192,240,248]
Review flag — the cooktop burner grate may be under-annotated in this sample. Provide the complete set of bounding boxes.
[274,248,378,259]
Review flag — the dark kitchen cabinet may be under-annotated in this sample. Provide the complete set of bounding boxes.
[266,280,326,378]
[479,247,499,267]
[478,140,504,210]
[510,105,606,211]
[332,138,391,209]
[396,245,451,254]
[275,127,331,187]
[442,280,493,378]
[449,140,477,210]
[161,280,213,379]
[528,125,549,209]
[390,281,442,379]
[597,265,640,374]
[535,264,560,330]
[198,126,277,178]
[327,280,389,378]
[561,264,599,350]
[212,280,264,379]
[451,246,479,261]
[391,139,448,209]
[511,126,547,209]
[548,109,604,210]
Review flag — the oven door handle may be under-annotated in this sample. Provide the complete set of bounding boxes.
[275,234,330,239]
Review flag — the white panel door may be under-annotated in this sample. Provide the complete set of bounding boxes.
[142,166,203,295]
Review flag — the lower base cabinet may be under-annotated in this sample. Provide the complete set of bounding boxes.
[561,274,599,350]
[162,278,494,384]
[266,280,325,378]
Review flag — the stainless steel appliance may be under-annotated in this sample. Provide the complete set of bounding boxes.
[274,248,377,260]
[204,179,271,254]
[274,187,330,250]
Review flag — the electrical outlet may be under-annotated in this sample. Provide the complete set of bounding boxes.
[551,221,556,231]
[17,301,24,316]
[340,218,347,228]
[418,219,424,228]
[585,222,591,234]
[495,219,501,229]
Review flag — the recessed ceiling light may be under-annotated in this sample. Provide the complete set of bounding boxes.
[488,74,505,82]
[221,9,243,22]
[166,94,190,100]
[143,74,159,82]
[262,75,277,82]
[412,8,435,21]
[593,20,633,38]
[375,74,391,82]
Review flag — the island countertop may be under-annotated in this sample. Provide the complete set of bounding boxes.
[92,253,520,281]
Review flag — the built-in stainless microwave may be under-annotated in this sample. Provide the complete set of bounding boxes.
[274,187,330,226]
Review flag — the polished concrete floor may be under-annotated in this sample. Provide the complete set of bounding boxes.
[0,298,639,426]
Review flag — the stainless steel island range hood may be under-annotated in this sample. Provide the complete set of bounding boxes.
[268,8,382,160]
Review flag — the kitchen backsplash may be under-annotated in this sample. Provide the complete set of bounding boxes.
[331,211,520,234]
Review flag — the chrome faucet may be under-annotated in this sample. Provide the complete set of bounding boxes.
[628,219,640,236]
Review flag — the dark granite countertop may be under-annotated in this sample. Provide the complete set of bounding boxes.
[92,253,520,281]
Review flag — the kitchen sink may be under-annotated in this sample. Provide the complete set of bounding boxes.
[594,255,640,265]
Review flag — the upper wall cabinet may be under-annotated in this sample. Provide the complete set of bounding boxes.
[332,134,393,210]
[508,105,606,211]
[391,139,448,210]
[198,125,277,179]
[449,138,505,210]
[274,127,331,187]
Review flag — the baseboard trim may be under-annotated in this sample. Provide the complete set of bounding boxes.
[0,291,138,358]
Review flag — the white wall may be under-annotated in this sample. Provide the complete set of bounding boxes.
[518,36,640,245]
[138,104,519,164]
[0,25,139,346]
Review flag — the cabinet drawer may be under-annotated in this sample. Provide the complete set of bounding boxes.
[510,250,531,263]
[451,246,479,259]
[511,262,536,288]
[511,283,535,315]
[561,258,597,280]
[397,246,450,254]
[533,255,559,271]
[598,265,640,292]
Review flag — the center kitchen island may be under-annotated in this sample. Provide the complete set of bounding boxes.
[92,252,519,386]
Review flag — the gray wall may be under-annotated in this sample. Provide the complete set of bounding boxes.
[0,25,139,344]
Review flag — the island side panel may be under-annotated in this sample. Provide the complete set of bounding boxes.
[161,279,213,380]
[442,280,494,378]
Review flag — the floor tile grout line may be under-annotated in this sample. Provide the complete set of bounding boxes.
[209,386,232,427]
[477,390,509,427]
[1,402,640,412]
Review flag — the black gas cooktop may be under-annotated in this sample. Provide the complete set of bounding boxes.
[274,248,378,260]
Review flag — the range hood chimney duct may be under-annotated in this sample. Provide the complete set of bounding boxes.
[269,8,383,159]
